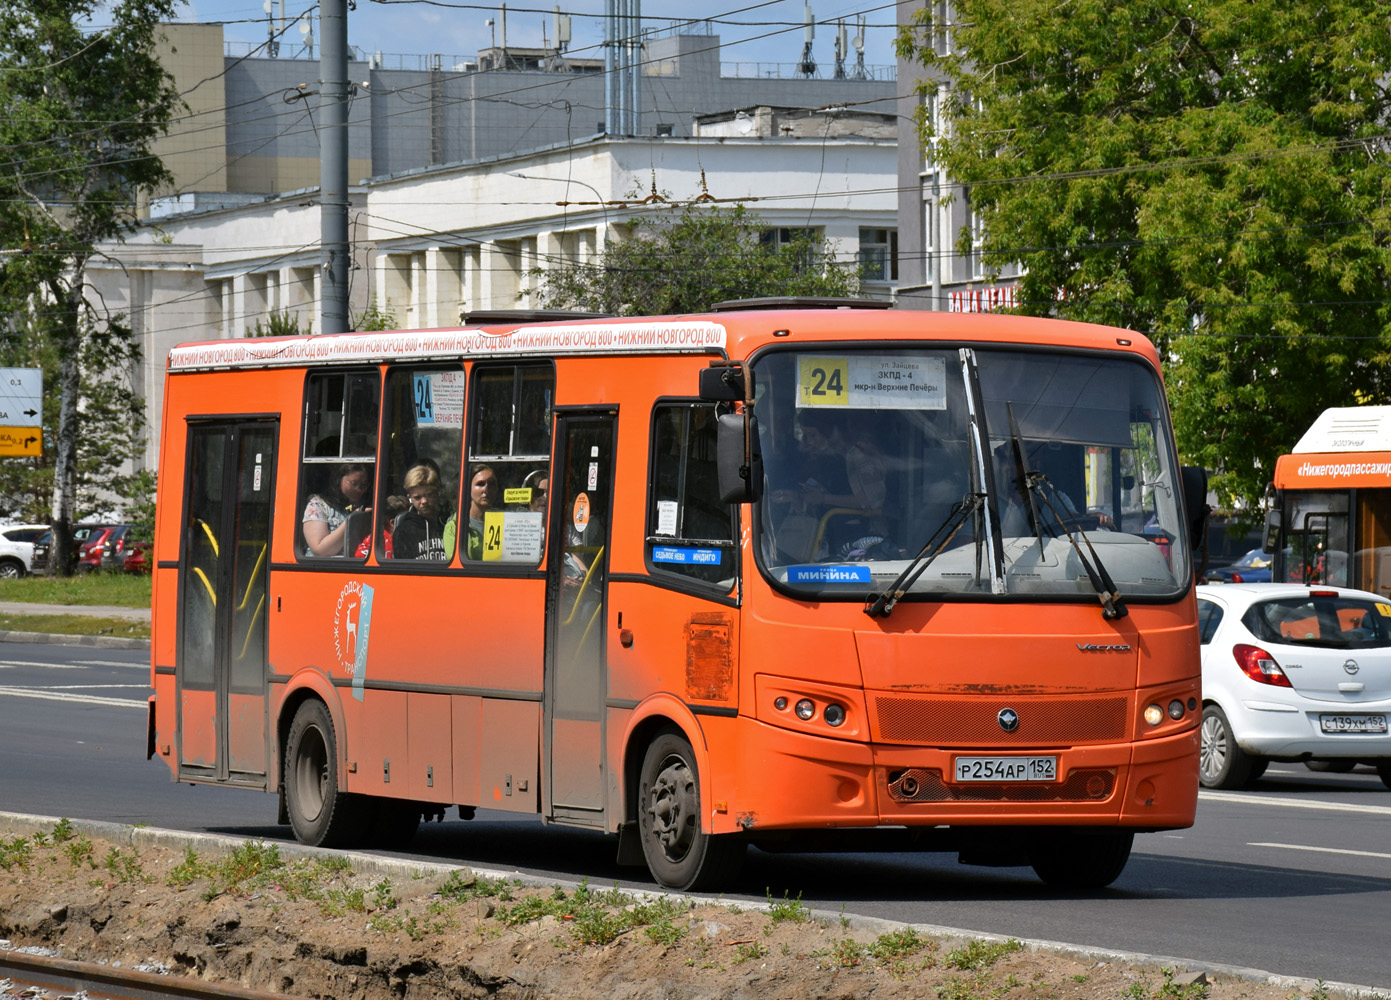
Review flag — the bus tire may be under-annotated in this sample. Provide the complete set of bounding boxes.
[1199,704,1261,789]
[637,730,744,891]
[284,700,361,848]
[1029,830,1133,889]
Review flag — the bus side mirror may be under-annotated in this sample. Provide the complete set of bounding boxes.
[716,412,763,504]
[699,364,745,401]
[1181,465,1210,556]
[1264,509,1282,554]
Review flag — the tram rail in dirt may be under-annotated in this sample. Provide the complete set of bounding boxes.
[0,949,303,1000]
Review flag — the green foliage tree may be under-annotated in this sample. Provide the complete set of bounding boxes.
[534,203,862,316]
[0,0,181,571]
[899,1,1391,509]
[354,298,399,332]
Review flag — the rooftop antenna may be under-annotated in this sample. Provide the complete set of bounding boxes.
[298,15,313,59]
[263,0,279,56]
[798,4,817,78]
[833,18,846,79]
[555,4,571,52]
[852,15,866,80]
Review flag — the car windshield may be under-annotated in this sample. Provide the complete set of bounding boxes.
[1242,595,1391,649]
[753,346,1190,604]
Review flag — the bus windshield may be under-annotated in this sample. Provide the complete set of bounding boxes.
[754,346,1189,603]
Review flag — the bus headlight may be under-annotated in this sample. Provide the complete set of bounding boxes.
[795,699,816,721]
[823,703,846,727]
[1143,704,1165,726]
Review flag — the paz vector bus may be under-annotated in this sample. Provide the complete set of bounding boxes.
[146,300,1208,890]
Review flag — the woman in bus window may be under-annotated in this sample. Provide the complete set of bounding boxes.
[391,463,450,561]
[444,464,500,560]
[302,463,372,557]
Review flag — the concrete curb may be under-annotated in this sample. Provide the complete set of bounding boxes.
[0,812,1384,998]
[0,629,149,650]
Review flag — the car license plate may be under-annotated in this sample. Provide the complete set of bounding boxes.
[1319,714,1388,734]
[953,756,1057,782]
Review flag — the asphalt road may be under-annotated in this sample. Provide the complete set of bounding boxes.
[2,639,1389,990]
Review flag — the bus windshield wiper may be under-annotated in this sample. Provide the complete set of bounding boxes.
[865,493,985,619]
[1029,474,1128,620]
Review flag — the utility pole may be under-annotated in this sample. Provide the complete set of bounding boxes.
[319,0,350,333]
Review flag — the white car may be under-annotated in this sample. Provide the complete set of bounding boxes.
[0,523,50,579]
[1196,583,1391,790]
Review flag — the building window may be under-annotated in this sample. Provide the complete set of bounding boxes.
[858,228,898,283]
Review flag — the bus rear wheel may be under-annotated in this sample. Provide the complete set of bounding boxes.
[284,700,361,847]
[637,731,744,891]
[1029,830,1134,889]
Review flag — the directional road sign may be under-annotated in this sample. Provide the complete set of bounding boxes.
[0,367,43,457]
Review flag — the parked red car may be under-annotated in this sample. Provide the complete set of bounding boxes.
[76,524,136,572]
[122,534,151,573]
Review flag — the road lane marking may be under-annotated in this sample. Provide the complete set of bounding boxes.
[1248,842,1391,859]
[1201,789,1391,816]
[0,685,144,709]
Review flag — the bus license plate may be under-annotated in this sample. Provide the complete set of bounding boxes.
[1319,714,1388,734]
[953,756,1057,782]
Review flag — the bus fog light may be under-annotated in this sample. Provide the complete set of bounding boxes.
[823,703,846,727]
[774,697,788,711]
[795,699,816,720]
[1167,699,1184,720]
[1144,704,1164,726]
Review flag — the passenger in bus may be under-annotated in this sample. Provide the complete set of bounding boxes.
[391,463,450,561]
[523,468,549,513]
[302,463,372,557]
[443,463,501,560]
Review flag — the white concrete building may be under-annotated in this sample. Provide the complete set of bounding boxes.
[91,119,897,471]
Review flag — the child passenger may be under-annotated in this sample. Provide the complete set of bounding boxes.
[391,463,451,561]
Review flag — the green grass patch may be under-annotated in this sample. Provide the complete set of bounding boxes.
[0,572,151,608]
[0,612,149,639]
[766,889,811,925]
[944,938,1022,971]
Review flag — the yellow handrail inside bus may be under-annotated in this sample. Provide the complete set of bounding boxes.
[236,592,266,661]
[195,518,220,557]
[191,565,216,606]
[561,546,605,627]
[236,542,268,612]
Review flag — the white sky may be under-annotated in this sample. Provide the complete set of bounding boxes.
[163,0,901,71]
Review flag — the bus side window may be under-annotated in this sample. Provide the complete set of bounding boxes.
[378,367,465,563]
[298,370,380,559]
[463,363,554,565]
[647,402,736,588]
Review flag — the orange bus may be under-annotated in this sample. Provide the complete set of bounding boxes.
[1268,405,1391,596]
[147,301,1207,890]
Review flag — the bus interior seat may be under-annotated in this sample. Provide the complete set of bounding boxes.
[343,510,372,557]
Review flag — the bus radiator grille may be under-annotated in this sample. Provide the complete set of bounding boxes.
[873,695,1127,745]
[887,768,1117,803]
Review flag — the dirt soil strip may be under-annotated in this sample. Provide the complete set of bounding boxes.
[0,811,1378,999]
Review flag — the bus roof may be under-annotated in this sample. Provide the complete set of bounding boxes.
[165,308,1159,373]
[1291,406,1391,454]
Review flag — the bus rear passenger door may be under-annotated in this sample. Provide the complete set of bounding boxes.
[177,421,276,786]
[544,411,616,824]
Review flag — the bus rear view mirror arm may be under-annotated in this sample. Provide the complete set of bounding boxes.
[717,411,763,504]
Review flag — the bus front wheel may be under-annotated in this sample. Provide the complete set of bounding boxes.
[1029,830,1134,889]
[637,731,744,891]
[284,700,361,847]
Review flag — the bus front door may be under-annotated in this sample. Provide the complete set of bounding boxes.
[176,422,276,786]
[544,412,616,825]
